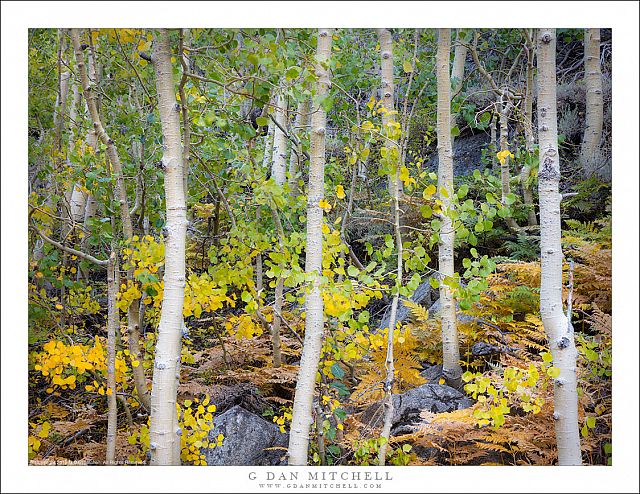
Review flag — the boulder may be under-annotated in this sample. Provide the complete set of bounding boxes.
[204,405,288,466]
[360,384,472,432]
[420,364,444,383]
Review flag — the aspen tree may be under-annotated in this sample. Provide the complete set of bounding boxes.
[469,31,519,230]
[288,97,311,195]
[581,28,604,178]
[437,28,462,388]
[537,28,582,466]
[269,90,289,367]
[287,28,332,466]
[450,29,467,147]
[521,29,538,227]
[271,92,289,185]
[71,29,151,410]
[105,252,118,465]
[375,27,403,466]
[149,29,188,466]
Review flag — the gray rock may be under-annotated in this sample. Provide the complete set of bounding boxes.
[360,384,472,431]
[378,278,437,330]
[420,364,444,383]
[426,131,492,176]
[204,405,288,466]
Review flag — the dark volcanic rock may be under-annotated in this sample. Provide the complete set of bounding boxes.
[360,383,472,431]
[426,131,492,176]
[204,405,288,466]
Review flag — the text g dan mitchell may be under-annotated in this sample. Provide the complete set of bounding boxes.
[248,471,393,481]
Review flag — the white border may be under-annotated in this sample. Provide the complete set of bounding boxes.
[2,1,638,493]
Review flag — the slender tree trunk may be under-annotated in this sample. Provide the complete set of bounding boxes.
[269,90,289,367]
[499,97,519,230]
[450,29,467,148]
[287,28,332,466]
[105,252,118,465]
[581,28,604,179]
[71,29,150,410]
[537,28,582,466]
[271,91,288,185]
[288,98,310,195]
[377,28,402,196]
[375,27,403,466]
[437,28,462,389]
[521,30,538,227]
[149,29,187,466]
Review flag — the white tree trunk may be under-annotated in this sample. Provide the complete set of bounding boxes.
[498,97,519,230]
[537,28,582,466]
[521,30,538,227]
[288,97,310,194]
[71,29,151,410]
[149,29,187,466]
[105,252,118,465]
[437,28,462,388]
[375,27,403,466]
[287,28,332,466]
[377,28,402,196]
[269,91,289,367]
[450,29,467,148]
[581,28,604,179]
[271,91,288,185]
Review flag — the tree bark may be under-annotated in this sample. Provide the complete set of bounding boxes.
[287,28,332,466]
[71,29,151,410]
[271,91,288,185]
[521,29,538,227]
[537,28,582,466]
[288,97,310,196]
[375,27,403,466]
[105,252,118,465]
[437,28,462,389]
[269,90,289,367]
[149,29,187,466]
[450,29,467,148]
[581,28,604,179]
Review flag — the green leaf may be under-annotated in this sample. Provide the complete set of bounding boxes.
[358,311,370,323]
[330,363,345,380]
[547,366,561,378]
[457,184,469,198]
[420,204,433,218]
[505,193,517,205]
[429,277,439,289]
[333,407,347,421]
[255,116,268,127]
[462,258,471,269]
[347,265,359,277]
[402,60,413,73]
[241,291,252,303]
[473,169,482,180]
[402,444,412,453]
[286,66,301,80]
[451,125,460,137]
[586,416,596,429]
[423,184,437,199]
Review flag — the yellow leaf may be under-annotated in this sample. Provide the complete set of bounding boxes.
[131,360,140,368]
[336,184,346,199]
[403,60,414,73]
[55,304,63,310]
[318,199,332,212]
